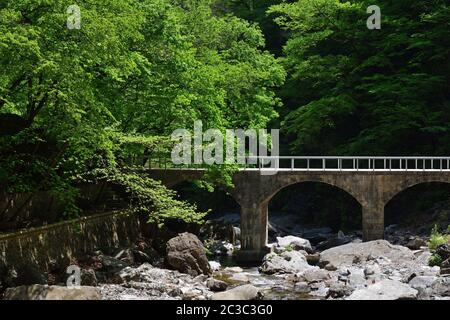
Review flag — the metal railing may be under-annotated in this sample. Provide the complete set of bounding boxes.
[244,156,450,172]
[144,156,450,172]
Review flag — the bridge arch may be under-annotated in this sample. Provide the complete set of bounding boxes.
[384,181,450,226]
[266,180,363,237]
[261,178,364,207]
[383,176,450,205]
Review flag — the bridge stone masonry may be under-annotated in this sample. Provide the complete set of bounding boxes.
[146,156,450,262]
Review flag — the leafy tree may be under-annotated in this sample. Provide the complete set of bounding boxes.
[270,0,450,155]
[0,0,284,223]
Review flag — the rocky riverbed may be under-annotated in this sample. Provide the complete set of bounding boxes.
[1,214,449,300]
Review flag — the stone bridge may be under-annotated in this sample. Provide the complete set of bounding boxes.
[145,156,450,261]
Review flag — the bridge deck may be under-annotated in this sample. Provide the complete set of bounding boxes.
[147,156,450,172]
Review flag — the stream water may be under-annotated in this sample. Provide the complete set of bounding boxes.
[215,257,316,300]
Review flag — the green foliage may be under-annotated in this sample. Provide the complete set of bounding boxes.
[428,224,450,251]
[429,253,443,267]
[270,0,450,156]
[0,0,283,224]
[103,169,207,227]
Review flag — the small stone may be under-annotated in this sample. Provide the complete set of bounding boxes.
[206,278,228,292]
[294,282,311,293]
[328,282,353,298]
[306,253,321,265]
[301,268,330,283]
[209,261,221,272]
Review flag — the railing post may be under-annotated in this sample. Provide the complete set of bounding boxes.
[291,158,294,171]
[307,159,310,171]
[323,158,326,171]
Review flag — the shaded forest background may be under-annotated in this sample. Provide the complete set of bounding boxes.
[0,0,449,231]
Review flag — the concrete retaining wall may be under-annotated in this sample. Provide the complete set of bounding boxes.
[0,210,140,272]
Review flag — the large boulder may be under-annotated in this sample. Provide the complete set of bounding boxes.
[212,285,261,300]
[3,285,101,300]
[347,280,418,300]
[260,251,313,275]
[319,240,416,270]
[276,236,313,253]
[166,233,212,276]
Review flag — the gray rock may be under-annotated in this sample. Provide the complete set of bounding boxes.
[416,251,432,265]
[408,276,439,290]
[431,277,450,297]
[209,261,221,272]
[212,285,261,300]
[98,255,128,273]
[441,258,450,275]
[406,238,427,250]
[166,233,212,276]
[4,285,101,300]
[309,282,329,298]
[206,278,228,292]
[294,281,311,293]
[347,267,367,289]
[347,280,418,300]
[319,240,416,270]
[300,268,331,283]
[81,269,98,287]
[436,244,450,261]
[364,264,381,277]
[328,282,353,298]
[276,236,313,253]
[117,266,141,283]
[260,251,313,275]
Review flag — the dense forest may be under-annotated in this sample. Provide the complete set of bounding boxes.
[0,0,449,226]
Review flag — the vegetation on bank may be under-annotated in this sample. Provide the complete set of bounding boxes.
[428,225,450,267]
